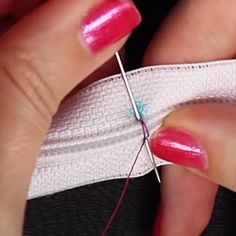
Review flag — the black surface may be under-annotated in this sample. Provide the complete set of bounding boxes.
[202,187,236,236]
[24,173,236,236]
[24,173,160,236]
[126,0,177,69]
[24,0,236,235]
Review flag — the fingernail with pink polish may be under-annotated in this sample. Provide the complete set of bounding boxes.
[150,128,207,170]
[80,0,141,53]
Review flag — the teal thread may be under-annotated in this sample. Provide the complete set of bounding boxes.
[126,101,149,119]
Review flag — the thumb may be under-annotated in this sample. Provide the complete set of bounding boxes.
[150,103,236,192]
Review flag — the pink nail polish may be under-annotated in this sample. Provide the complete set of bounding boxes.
[80,0,141,53]
[150,128,207,170]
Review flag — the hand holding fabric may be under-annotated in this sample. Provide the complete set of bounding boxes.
[0,0,140,234]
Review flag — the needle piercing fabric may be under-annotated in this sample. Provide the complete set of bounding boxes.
[29,59,236,199]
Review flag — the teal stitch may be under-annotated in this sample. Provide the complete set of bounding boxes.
[126,101,149,119]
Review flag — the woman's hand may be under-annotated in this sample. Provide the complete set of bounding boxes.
[143,0,236,235]
[0,0,140,234]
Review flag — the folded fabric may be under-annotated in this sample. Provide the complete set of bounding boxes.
[28,59,236,199]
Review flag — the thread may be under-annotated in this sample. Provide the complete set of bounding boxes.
[100,121,148,236]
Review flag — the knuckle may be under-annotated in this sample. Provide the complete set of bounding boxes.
[0,48,58,129]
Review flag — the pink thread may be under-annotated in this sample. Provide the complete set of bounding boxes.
[100,121,149,236]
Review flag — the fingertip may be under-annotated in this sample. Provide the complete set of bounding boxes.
[151,104,236,191]
[79,0,141,54]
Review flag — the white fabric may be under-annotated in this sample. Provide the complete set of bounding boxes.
[28,59,236,199]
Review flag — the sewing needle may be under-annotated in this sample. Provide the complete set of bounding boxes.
[115,52,161,183]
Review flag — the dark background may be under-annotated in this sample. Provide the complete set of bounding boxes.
[24,0,236,235]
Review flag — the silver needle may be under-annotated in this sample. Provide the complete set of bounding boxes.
[115,52,141,121]
[115,52,161,183]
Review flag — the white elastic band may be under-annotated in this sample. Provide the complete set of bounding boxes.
[29,59,236,199]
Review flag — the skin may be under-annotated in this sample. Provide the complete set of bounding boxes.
[0,0,236,235]
[0,0,128,235]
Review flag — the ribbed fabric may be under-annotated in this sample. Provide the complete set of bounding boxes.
[29,60,236,199]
